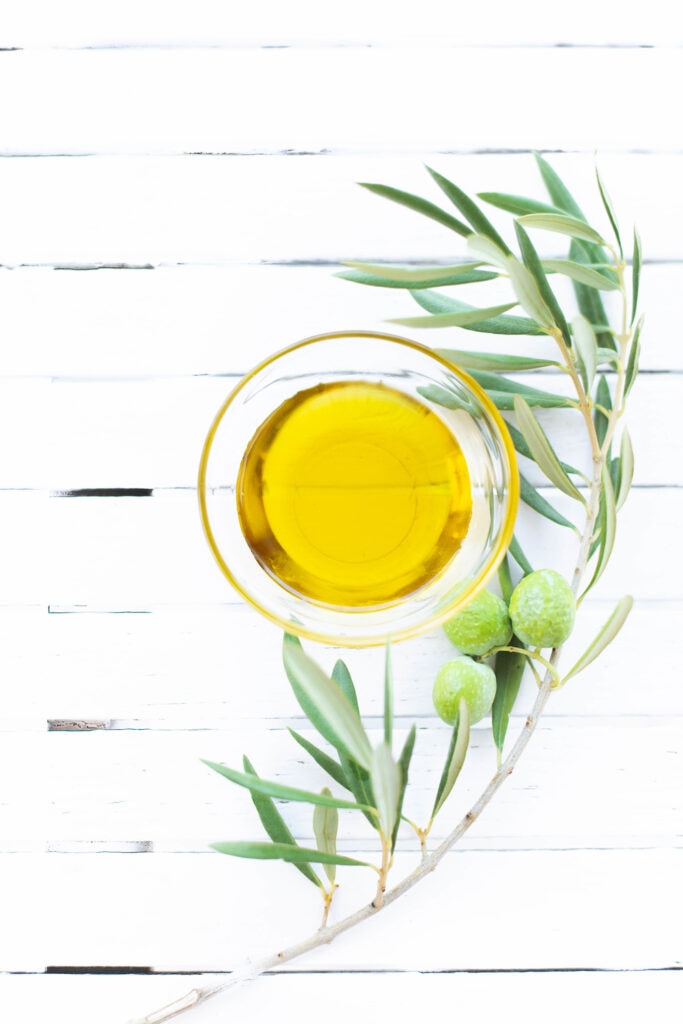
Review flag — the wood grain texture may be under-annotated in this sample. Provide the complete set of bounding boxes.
[1,11,679,1016]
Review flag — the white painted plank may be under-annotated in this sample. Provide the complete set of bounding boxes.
[3,970,683,1024]
[21,600,683,722]
[43,373,673,490]
[4,0,680,48]
[0,49,680,156]
[1,849,679,970]
[0,154,677,265]
[29,720,680,846]
[0,263,676,377]
[0,492,47,606]
[46,488,682,608]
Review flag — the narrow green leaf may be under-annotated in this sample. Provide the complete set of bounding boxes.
[624,316,643,398]
[287,729,350,791]
[466,232,510,269]
[631,228,642,325]
[485,390,572,411]
[505,253,557,331]
[519,474,577,530]
[469,370,575,409]
[383,644,393,747]
[478,191,564,217]
[242,756,321,889]
[283,635,372,770]
[517,212,606,246]
[340,756,377,830]
[359,182,471,238]
[313,790,339,884]
[570,240,617,352]
[542,258,620,291]
[436,348,560,373]
[508,534,534,574]
[370,743,401,840]
[203,759,375,814]
[392,724,417,852]
[534,152,585,218]
[417,383,474,413]
[615,428,634,511]
[594,375,612,449]
[431,699,470,820]
[514,394,583,501]
[337,260,497,289]
[513,222,570,343]
[426,166,512,254]
[331,659,360,715]
[581,462,617,598]
[571,314,598,393]
[505,421,582,478]
[533,154,616,351]
[596,165,622,256]
[211,841,373,870]
[390,302,517,330]
[563,596,633,682]
[409,288,544,335]
[492,639,527,761]
[597,347,620,366]
[497,553,514,603]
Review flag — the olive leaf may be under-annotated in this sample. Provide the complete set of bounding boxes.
[562,596,633,682]
[513,395,585,503]
[519,474,578,531]
[497,553,514,603]
[478,191,564,217]
[581,462,617,598]
[383,643,393,747]
[505,421,582,479]
[283,635,372,770]
[358,182,470,237]
[509,535,534,574]
[337,260,497,289]
[436,348,560,373]
[313,791,340,885]
[504,254,557,331]
[203,759,375,814]
[513,221,571,345]
[492,642,527,764]
[242,755,321,889]
[571,314,598,393]
[615,428,634,511]
[631,228,642,325]
[517,212,606,247]
[408,288,543,335]
[331,659,360,715]
[390,302,518,330]
[287,729,350,791]
[425,166,512,254]
[370,743,401,840]
[595,165,623,257]
[467,370,575,409]
[542,259,620,291]
[625,316,643,398]
[431,699,470,821]
[211,841,374,870]
[594,374,613,448]
[392,724,417,852]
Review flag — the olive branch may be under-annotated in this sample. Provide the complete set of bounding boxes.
[129,154,640,1024]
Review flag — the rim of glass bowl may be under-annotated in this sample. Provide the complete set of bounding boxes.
[197,329,519,647]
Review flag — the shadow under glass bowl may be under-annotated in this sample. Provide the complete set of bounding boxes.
[198,330,519,647]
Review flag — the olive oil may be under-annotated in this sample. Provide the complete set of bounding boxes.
[237,381,472,607]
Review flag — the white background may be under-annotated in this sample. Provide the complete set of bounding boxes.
[1,2,681,1021]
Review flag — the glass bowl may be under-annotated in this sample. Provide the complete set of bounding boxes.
[198,330,518,646]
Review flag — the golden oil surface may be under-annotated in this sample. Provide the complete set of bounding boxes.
[237,381,472,607]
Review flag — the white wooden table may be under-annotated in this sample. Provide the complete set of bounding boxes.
[1,4,681,1020]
